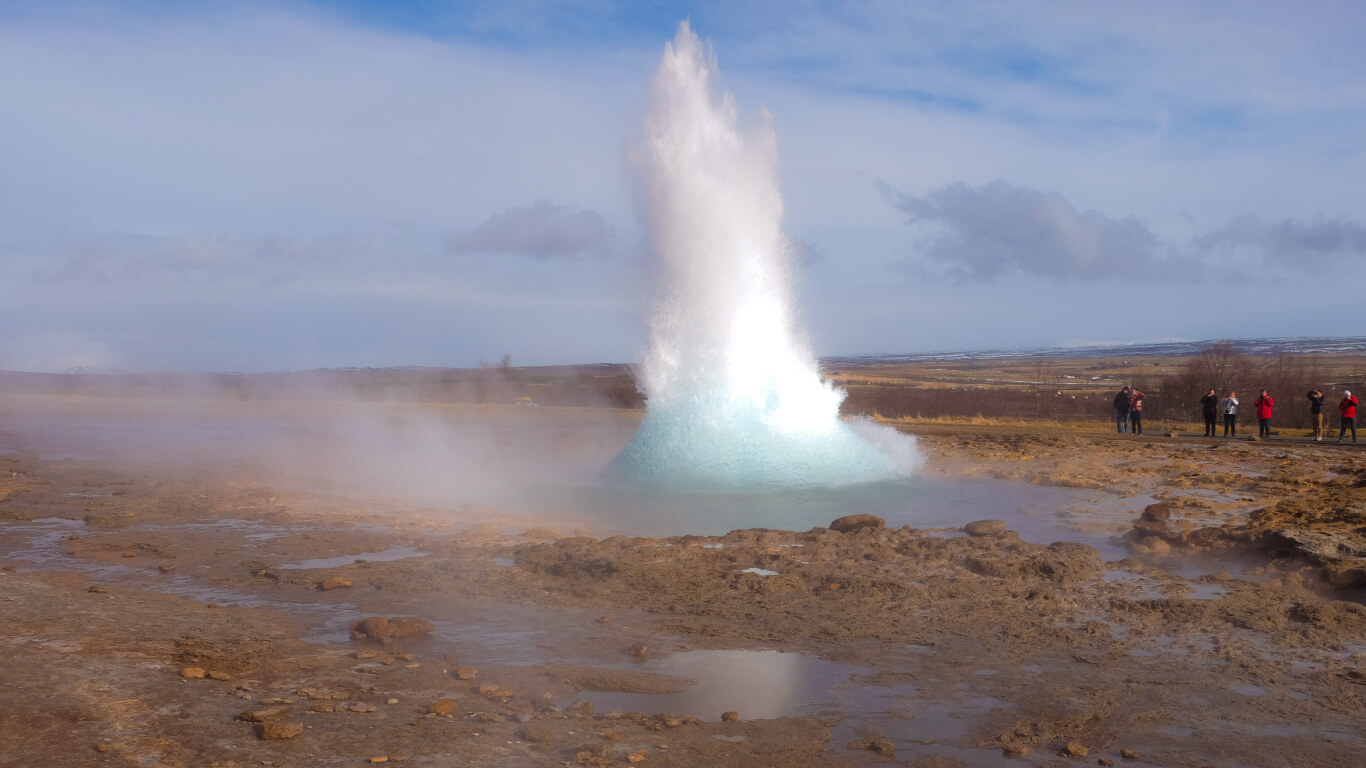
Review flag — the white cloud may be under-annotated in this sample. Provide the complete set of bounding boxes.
[445,201,615,259]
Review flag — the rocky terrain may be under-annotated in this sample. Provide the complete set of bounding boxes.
[1,412,1364,767]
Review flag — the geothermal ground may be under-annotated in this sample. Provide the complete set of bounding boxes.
[1,395,1364,767]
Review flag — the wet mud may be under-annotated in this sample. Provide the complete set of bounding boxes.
[2,417,1365,767]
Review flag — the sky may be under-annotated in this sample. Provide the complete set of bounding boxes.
[2,0,1365,372]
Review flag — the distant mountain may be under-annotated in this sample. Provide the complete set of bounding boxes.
[825,336,1366,366]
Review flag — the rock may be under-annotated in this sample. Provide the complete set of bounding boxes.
[369,758,389,764]
[1002,741,1029,757]
[346,702,377,713]
[1120,748,1140,759]
[385,698,398,705]
[576,742,611,760]
[829,514,885,534]
[627,750,647,763]
[354,649,380,659]
[350,615,434,641]
[308,703,335,713]
[157,564,176,573]
[319,577,352,590]
[629,643,649,658]
[477,683,501,696]
[964,519,1007,537]
[95,744,109,753]
[721,711,739,722]
[1062,742,1088,759]
[352,616,393,640]
[1142,502,1172,522]
[207,671,232,681]
[1099,758,1115,767]
[388,616,435,639]
[597,616,612,623]
[257,720,304,740]
[454,667,477,680]
[519,722,555,743]
[238,706,290,723]
[180,667,207,679]
[847,728,895,757]
[427,699,458,716]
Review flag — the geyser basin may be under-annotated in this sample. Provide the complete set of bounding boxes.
[612,21,921,486]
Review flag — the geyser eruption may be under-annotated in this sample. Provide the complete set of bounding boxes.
[610,22,922,486]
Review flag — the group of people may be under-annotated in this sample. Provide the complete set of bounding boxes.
[1112,386,1358,443]
[1112,386,1148,434]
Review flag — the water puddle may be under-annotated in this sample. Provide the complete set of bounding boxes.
[277,546,425,570]
[573,650,863,720]
[508,476,1135,558]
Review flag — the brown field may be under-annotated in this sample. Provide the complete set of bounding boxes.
[1,352,1364,767]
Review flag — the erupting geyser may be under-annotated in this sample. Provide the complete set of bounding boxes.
[609,22,923,486]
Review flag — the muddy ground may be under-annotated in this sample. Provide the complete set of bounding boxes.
[1,406,1364,768]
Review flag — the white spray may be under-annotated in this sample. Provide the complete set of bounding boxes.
[610,22,921,486]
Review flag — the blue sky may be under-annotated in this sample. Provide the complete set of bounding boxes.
[2,0,1365,372]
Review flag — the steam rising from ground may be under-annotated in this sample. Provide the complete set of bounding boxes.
[610,23,921,486]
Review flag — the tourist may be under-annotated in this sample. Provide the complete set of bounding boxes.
[1201,389,1219,437]
[1307,389,1326,441]
[1339,390,1358,444]
[1130,388,1146,435]
[1254,389,1274,439]
[1113,386,1132,434]
[1220,391,1239,437]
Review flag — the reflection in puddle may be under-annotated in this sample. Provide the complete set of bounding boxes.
[574,650,864,720]
[277,546,425,569]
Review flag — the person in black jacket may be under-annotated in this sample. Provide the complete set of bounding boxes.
[1307,389,1326,441]
[1113,386,1132,434]
[1200,389,1219,437]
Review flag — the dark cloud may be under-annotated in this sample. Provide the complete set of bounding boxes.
[885,180,1198,283]
[1194,214,1366,264]
[445,201,614,259]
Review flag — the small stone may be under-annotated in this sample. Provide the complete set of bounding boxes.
[354,649,380,659]
[207,671,232,681]
[629,643,648,658]
[721,711,739,722]
[404,663,419,669]
[1002,742,1029,757]
[308,703,335,713]
[180,667,207,679]
[427,699,458,716]
[1121,749,1140,760]
[158,564,176,573]
[829,514,885,533]
[319,576,352,590]
[477,683,500,696]
[122,552,137,558]
[386,698,399,705]
[964,519,1007,537]
[627,750,647,763]
[257,720,304,740]
[1062,742,1089,759]
[95,744,109,753]
[597,616,612,623]
[847,729,895,757]
[455,667,478,680]
[369,758,389,764]
[1141,503,1172,522]
[238,706,290,723]
[396,652,413,661]
[1099,758,1115,767]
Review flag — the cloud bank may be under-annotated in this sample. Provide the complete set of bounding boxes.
[445,201,615,259]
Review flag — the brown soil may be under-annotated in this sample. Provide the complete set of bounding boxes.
[2,413,1365,767]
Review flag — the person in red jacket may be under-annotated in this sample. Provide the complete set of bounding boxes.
[1339,390,1358,443]
[1254,390,1274,439]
